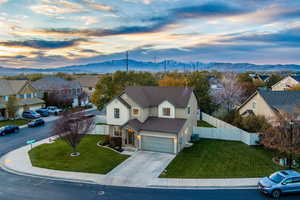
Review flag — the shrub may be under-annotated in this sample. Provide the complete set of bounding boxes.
[242,115,270,133]
[109,136,122,148]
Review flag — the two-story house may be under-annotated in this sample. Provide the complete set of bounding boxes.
[32,76,85,107]
[75,76,99,99]
[0,79,45,119]
[105,86,198,154]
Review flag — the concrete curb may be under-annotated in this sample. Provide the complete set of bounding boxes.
[0,155,97,185]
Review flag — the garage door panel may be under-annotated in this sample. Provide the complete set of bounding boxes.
[141,136,174,154]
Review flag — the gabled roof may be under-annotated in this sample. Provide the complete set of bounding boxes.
[0,79,28,96]
[75,76,99,88]
[259,90,300,114]
[32,76,81,91]
[122,117,186,134]
[124,86,193,108]
[258,75,270,82]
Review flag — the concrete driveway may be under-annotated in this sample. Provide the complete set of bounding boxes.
[105,151,175,186]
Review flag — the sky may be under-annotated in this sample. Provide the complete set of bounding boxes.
[0,0,300,68]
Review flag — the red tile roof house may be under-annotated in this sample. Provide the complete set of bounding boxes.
[105,86,198,154]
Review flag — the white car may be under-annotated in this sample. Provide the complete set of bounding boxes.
[47,106,63,115]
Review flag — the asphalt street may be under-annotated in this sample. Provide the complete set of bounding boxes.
[0,112,299,200]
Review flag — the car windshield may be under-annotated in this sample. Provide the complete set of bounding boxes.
[269,173,285,184]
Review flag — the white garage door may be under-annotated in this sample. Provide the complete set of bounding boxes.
[141,136,174,154]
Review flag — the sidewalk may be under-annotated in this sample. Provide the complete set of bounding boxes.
[0,136,260,189]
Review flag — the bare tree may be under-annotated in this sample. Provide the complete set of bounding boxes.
[52,111,95,156]
[260,113,300,169]
[6,96,18,119]
[214,72,244,113]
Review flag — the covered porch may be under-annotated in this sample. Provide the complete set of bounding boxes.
[108,125,140,149]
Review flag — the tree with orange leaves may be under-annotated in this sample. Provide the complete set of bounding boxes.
[158,75,187,87]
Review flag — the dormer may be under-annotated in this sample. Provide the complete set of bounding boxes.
[158,100,175,118]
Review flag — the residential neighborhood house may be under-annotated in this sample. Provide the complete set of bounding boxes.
[0,79,44,119]
[105,86,198,154]
[271,75,300,91]
[75,76,99,98]
[32,76,86,107]
[238,90,300,125]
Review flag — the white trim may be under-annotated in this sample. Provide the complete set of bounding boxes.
[139,133,176,139]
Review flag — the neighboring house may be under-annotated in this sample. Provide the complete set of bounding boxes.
[271,75,300,91]
[238,90,300,124]
[32,77,85,107]
[250,73,270,83]
[0,79,44,119]
[75,76,99,98]
[105,86,198,154]
[208,76,223,95]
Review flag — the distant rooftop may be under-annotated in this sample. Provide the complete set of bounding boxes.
[32,76,81,91]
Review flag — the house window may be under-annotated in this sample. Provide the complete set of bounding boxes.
[88,87,93,91]
[3,96,8,101]
[132,108,139,115]
[163,107,171,116]
[187,106,191,115]
[113,127,122,137]
[252,102,256,109]
[114,108,120,119]
[19,94,25,99]
[26,93,32,99]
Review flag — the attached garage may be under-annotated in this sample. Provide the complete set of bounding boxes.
[141,135,175,154]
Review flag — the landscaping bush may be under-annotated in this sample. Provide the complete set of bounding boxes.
[102,135,110,146]
[223,111,270,133]
[109,136,122,149]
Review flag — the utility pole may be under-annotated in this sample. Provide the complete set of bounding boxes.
[164,60,167,73]
[126,51,129,72]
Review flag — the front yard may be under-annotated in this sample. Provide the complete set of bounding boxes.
[0,119,30,127]
[29,135,129,174]
[160,139,284,178]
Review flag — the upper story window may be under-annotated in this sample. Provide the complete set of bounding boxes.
[88,87,93,91]
[114,108,120,119]
[252,102,256,109]
[3,96,9,101]
[19,94,25,99]
[132,108,139,115]
[187,106,191,115]
[163,107,171,116]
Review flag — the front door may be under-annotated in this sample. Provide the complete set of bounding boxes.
[125,129,135,146]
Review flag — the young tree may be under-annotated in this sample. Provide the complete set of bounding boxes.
[52,111,95,156]
[214,72,244,113]
[260,115,300,169]
[6,96,18,119]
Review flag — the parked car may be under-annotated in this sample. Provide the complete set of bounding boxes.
[28,119,45,128]
[258,170,300,198]
[35,108,49,117]
[22,110,41,119]
[47,106,63,115]
[0,125,19,136]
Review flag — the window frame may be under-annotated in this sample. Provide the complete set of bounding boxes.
[187,106,191,115]
[162,107,171,116]
[252,102,256,109]
[113,127,122,137]
[114,108,120,119]
[132,108,139,116]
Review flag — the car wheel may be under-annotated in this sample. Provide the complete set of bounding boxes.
[271,189,281,199]
[1,132,5,136]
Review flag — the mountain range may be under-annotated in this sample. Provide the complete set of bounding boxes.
[0,59,300,75]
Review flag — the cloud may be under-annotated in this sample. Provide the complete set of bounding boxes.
[0,38,86,49]
[30,0,87,16]
[80,0,115,11]
[78,16,99,25]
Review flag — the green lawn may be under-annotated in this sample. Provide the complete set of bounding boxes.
[0,119,30,127]
[197,120,214,128]
[29,135,129,174]
[160,139,284,178]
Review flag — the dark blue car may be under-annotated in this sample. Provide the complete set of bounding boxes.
[0,125,19,136]
[28,119,45,128]
[35,108,49,117]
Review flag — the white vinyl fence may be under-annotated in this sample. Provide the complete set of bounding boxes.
[194,112,260,145]
[89,115,108,135]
